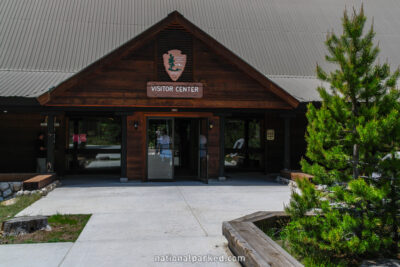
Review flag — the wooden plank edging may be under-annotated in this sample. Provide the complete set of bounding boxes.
[222,211,303,267]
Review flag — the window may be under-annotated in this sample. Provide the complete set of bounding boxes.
[224,118,263,170]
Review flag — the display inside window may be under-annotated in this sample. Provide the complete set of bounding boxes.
[67,117,121,172]
[224,118,263,169]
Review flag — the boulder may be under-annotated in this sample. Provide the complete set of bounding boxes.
[1,198,17,206]
[15,191,23,197]
[40,188,47,196]
[2,216,49,236]
[2,189,13,198]
[0,182,9,191]
[12,182,22,192]
[23,191,30,195]
[361,259,400,266]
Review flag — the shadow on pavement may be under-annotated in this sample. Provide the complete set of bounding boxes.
[58,173,284,188]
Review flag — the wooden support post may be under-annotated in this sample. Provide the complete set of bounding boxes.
[47,114,55,173]
[283,116,290,170]
[264,113,268,174]
[120,114,128,182]
[72,119,79,171]
[219,115,226,180]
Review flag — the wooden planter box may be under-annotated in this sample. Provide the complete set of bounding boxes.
[222,211,303,267]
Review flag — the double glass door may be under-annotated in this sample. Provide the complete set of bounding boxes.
[146,118,208,182]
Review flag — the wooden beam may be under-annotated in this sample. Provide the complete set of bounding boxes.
[46,114,55,172]
[219,115,226,178]
[283,116,291,170]
[121,114,128,179]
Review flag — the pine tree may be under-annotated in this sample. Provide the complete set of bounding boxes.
[284,6,400,265]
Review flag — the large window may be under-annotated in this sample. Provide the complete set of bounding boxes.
[67,117,121,173]
[224,118,263,170]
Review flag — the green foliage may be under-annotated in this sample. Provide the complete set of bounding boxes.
[1,214,91,244]
[48,213,79,225]
[0,194,41,223]
[284,6,400,265]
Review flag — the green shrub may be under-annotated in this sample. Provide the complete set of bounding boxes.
[284,6,400,266]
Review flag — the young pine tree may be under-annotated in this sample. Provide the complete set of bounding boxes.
[284,6,400,265]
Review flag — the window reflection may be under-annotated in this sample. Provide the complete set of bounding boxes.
[67,117,121,173]
[224,118,263,170]
[147,119,173,179]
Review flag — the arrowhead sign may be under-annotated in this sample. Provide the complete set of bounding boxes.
[163,49,186,81]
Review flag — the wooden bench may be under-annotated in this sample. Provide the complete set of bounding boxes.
[23,174,55,190]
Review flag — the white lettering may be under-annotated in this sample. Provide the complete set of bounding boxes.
[151,86,173,92]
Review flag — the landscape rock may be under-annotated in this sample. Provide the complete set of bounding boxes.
[0,182,9,191]
[15,191,23,197]
[2,216,49,236]
[1,198,17,206]
[12,182,22,192]
[2,189,13,198]
[23,190,30,195]
[361,259,400,267]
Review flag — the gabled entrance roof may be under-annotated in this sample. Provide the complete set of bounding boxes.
[38,11,300,108]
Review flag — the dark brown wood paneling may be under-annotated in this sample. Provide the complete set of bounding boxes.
[126,112,220,180]
[208,116,220,178]
[55,114,66,175]
[0,113,66,174]
[0,113,43,172]
[264,113,285,173]
[44,29,292,110]
[126,112,145,180]
[290,113,307,170]
[39,12,299,108]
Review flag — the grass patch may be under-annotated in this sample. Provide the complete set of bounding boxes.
[1,214,91,244]
[0,194,42,224]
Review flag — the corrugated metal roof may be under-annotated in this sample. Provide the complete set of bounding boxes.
[269,76,326,102]
[1,0,400,100]
[0,71,73,97]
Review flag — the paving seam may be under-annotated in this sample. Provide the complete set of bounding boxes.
[57,241,75,267]
[176,186,209,237]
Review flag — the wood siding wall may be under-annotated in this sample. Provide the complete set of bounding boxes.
[264,112,307,173]
[290,114,307,170]
[126,112,220,180]
[45,29,291,110]
[207,116,220,177]
[127,113,146,180]
[0,113,66,174]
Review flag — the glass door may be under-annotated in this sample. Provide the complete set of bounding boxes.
[198,118,208,183]
[147,119,174,179]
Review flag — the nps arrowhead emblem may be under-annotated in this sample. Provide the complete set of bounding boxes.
[163,49,186,81]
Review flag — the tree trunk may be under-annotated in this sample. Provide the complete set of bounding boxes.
[390,165,399,254]
[352,100,359,179]
[353,143,359,179]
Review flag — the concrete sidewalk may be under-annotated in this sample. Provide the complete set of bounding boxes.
[0,177,291,267]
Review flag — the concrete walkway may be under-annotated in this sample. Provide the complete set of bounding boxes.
[0,176,291,267]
